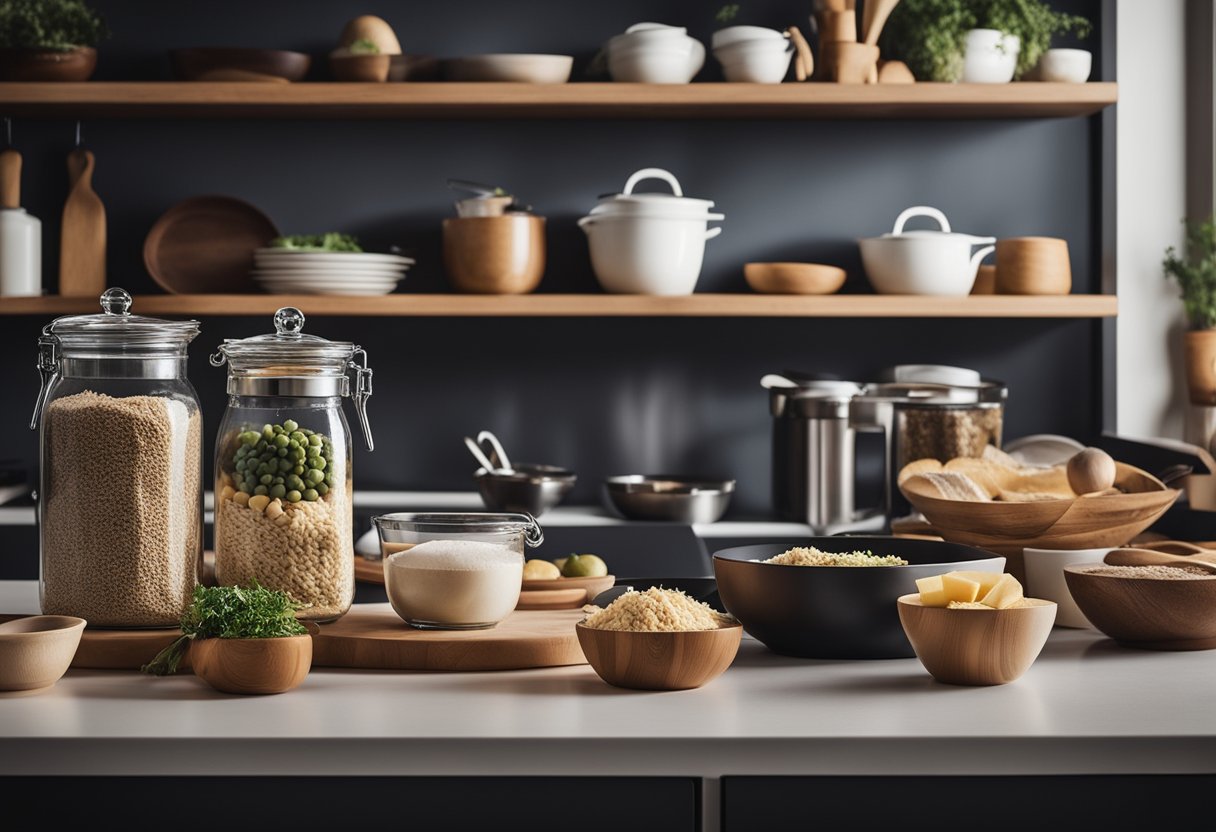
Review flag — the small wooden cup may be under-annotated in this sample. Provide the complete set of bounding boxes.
[576,623,742,690]
[828,42,880,84]
[971,264,997,294]
[898,595,1057,685]
[443,215,546,294]
[191,633,313,695]
[995,237,1072,295]
[1184,330,1216,406]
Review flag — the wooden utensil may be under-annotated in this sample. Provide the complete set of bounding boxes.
[787,27,814,81]
[1103,547,1216,573]
[820,10,858,43]
[144,195,279,294]
[0,146,19,209]
[830,42,880,83]
[59,148,106,297]
[190,633,312,695]
[862,0,900,46]
[1064,564,1216,650]
[897,595,1056,686]
[576,623,741,691]
[744,262,846,294]
[995,237,1072,295]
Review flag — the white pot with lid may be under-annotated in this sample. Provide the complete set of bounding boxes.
[579,168,724,295]
[859,206,995,296]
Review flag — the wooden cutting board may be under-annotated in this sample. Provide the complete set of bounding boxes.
[1,605,586,672]
[59,148,106,297]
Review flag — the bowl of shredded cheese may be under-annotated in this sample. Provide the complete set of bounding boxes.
[577,587,742,690]
[712,537,1005,659]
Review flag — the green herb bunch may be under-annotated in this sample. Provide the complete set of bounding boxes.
[270,232,363,253]
[1165,218,1216,331]
[142,583,307,676]
[0,0,107,51]
[882,0,1090,81]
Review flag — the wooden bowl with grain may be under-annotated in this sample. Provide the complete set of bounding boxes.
[576,623,742,691]
[1063,565,1216,650]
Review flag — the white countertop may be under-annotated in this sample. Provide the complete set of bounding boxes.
[3,581,1215,783]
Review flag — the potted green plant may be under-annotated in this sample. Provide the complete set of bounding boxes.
[881,0,1089,83]
[0,0,107,82]
[1165,218,1216,406]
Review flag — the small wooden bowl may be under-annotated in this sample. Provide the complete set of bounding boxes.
[442,215,546,294]
[744,262,846,295]
[331,54,392,82]
[0,615,86,692]
[190,634,312,695]
[897,595,1056,686]
[170,48,311,82]
[0,47,97,82]
[576,623,742,690]
[1064,565,1216,650]
[523,574,616,603]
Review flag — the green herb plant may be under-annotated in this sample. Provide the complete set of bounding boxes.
[0,0,107,51]
[1164,217,1216,331]
[716,4,741,23]
[142,582,307,676]
[881,0,1090,81]
[270,232,363,253]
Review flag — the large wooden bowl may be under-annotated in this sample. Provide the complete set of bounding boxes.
[897,595,1056,686]
[900,462,1179,581]
[576,623,741,691]
[190,634,312,695]
[1063,565,1216,650]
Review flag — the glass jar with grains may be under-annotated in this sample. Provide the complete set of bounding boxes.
[210,307,374,622]
[30,289,203,628]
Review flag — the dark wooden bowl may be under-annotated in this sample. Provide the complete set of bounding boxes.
[0,47,96,82]
[1064,565,1216,650]
[170,48,311,82]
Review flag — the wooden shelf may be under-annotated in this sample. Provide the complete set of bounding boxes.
[0,82,1117,120]
[0,293,1117,318]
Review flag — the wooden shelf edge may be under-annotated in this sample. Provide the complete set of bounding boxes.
[0,82,1118,119]
[0,294,1118,318]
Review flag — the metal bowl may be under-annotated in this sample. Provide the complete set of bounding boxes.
[603,475,735,524]
[475,464,576,517]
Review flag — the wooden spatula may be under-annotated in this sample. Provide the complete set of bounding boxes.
[0,147,20,210]
[862,0,900,46]
[59,147,106,297]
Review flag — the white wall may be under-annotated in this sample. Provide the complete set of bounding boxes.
[1116,0,1189,439]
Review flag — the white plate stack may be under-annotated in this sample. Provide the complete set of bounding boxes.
[251,248,414,296]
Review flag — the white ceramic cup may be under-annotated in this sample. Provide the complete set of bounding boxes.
[961,29,1020,83]
[1039,48,1092,83]
[1023,547,1110,628]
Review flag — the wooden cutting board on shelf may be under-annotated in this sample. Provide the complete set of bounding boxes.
[59,148,106,297]
[1,605,586,673]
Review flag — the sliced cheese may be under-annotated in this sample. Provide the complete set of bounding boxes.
[979,573,1024,609]
[915,575,949,607]
[948,571,1004,597]
[941,573,980,604]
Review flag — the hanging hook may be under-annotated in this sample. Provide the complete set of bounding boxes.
[74,120,81,148]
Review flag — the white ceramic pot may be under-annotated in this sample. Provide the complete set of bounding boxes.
[1039,48,1092,83]
[1023,547,1108,628]
[607,24,705,83]
[712,25,788,51]
[859,206,995,295]
[579,168,723,295]
[961,29,1019,83]
[714,39,792,83]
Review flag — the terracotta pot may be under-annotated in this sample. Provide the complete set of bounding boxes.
[1185,330,1216,406]
[0,47,97,82]
[443,215,545,294]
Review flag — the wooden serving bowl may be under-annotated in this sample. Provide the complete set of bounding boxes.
[897,595,1056,686]
[576,623,742,691]
[190,634,312,695]
[331,54,391,82]
[0,615,86,691]
[1063,565,1216,650]
[744,262,846,295]
[170,48,311,82]
[900,462,1179,582]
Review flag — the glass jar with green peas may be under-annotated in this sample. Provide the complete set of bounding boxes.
[209,307,374,623]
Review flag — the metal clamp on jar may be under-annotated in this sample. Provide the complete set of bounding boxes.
[210,307,374,622]
[30,288,203,628]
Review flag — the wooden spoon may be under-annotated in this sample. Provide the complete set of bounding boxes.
[1103,548,1216,573]
[59,148,106,297]
[862,0,900,46]
[0,147,21,209]
[787,26,814,81]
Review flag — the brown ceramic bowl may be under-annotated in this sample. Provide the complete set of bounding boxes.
[1064,565,1216,650]
[443,215,546,294]
[0,47,96,82]
[190,634,313,694]
[331,54,391,82]
[576,623,742,690]
[389,54,440,81]
[170,48,311,82]
[744,262,846,295]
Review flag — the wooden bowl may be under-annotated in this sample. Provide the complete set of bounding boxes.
[144,195,279,294]
[389,54,440,81]
[442,215,545,294]
[190,634,312,695]
[744,262,846,295]
[1064,565,1216,650]
[444,54,574,84]
[0,47,96,82]
[0,615,86,691]
[897,595,1056,685]
[995,237,1072,295]
[170,48,311,82]
[576,623,742,690]
[900,462,1179,582]
[331,54,391,82]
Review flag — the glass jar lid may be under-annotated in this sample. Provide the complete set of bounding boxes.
[42,287,200,354]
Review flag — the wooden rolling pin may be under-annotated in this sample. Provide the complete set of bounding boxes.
[59,147,106,297]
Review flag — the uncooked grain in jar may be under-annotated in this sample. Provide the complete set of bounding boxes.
[899,406,1003,467]
[41,391,201,627]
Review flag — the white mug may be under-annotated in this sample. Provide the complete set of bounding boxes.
[1023,547,1109,628]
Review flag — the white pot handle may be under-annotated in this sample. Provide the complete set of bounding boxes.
[892,205,951,235]
[577,215,595,230]
[623,167,683,197]
[705,226,723,241]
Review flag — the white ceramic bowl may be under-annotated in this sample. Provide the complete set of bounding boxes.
[714,42,792,83]
[579,214,723,295]
[1023,547,1107,628]
[712,25,788,50]
[1039,48,1092,83]
[961,29,1019,83]
[444,54,573,83]
[607,41,704,83]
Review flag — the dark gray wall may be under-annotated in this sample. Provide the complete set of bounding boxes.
[1,0,1105,514]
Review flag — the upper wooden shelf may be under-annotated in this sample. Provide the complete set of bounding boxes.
[0,294,1117,318]
[0,82,1118,120]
